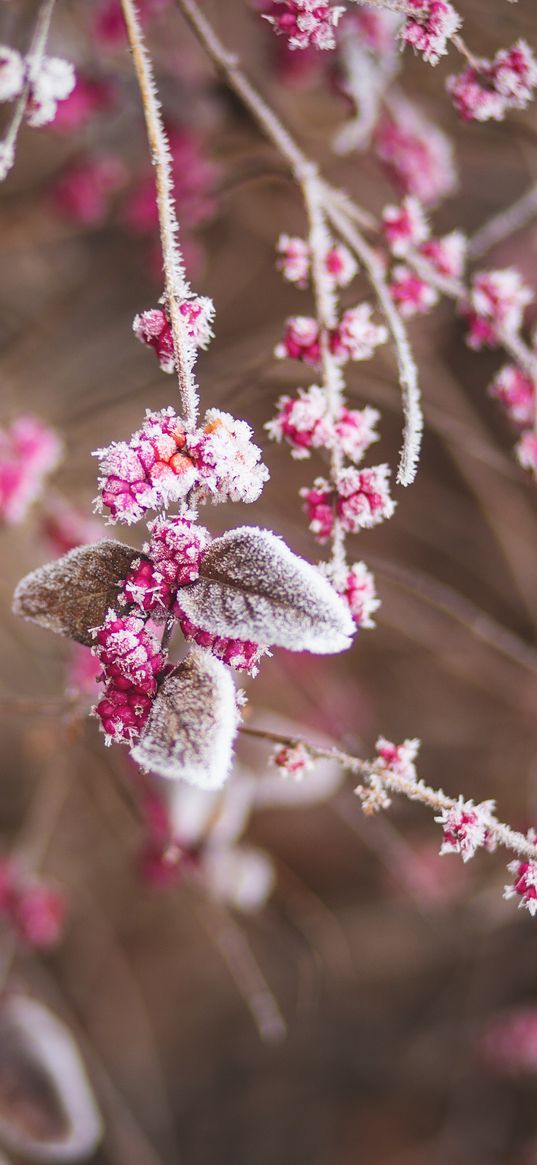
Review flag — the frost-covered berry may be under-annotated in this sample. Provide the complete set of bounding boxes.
[301,465,395,541]
[382,195,429,257]
[462,269,533,350]
[374,101,457,206]
[300,478,335,541]
[436,797,497,862]
[418,230,466,279]
[330,304,388,362]
[0,415,63,526]
[276,234,357,288]
[272,741,313,777]
[94,408,195,524]
[505,851,537,916]
[493,40,537,108]
[389,265,439,317]
[375,736,420,781]
[448,40,537,123]
[0,45,24,103]
[121,517,210,617]
[188,409,269,504]
[133,297,214,373]
[333,406,380,462]
[261,1,346,52]
[400,0,461,66]
[95,681,155,745]
[275,316,321,364]
[336,465,395,532]
[324,242,358,287]
[26,55,76,128]
[176,612,268,675]
[265,385,332,458]
[489,364,535,427]
[94,611,165,694]
[335,561,380,629]
[276,234,311,286]
[516,430,537,477]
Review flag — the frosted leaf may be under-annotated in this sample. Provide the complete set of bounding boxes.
[0,994,102,1162]
[178,527,355,654]
[131,648,238,789]
[13,540,138,646]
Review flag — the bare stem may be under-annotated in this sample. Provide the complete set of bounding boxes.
[301,169,348,571]
[119,0,199,429]
[0,0,56,181]
[240,726,537,863]
[325,190,423,486]
[469,183,537,260]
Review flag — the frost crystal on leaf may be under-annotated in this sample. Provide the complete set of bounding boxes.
[131,649,239,789]
[176,526,355,654]
[13,540,139,646]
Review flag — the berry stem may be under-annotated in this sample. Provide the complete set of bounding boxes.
[119,0,200,430]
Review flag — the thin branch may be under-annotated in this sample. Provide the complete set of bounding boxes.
[119,0,199,429]
[0,0,56,181]
[324,189,423,486]
[240,725,537,862]
[301,168,348,570]
[198,894,287,1044]
[469,182,537,260]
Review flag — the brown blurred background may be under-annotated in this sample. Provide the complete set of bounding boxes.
[3,1,537,1162]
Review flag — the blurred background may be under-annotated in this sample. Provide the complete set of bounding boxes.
[2,1,537,1162]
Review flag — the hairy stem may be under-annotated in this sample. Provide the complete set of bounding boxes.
[240,726,537,862]
[119,0,199,429]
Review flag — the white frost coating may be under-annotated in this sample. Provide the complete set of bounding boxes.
[0,994,102,1163]
[178,526,355,654]
[131,648,239,789]
[0,46,25,103]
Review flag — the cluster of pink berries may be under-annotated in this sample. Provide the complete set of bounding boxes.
[0,858,66,950]
[462,269,533,350]
[266,386,380,463]
[133,300,214,373]
[95,404,268,524]
[122,515,210,616]
[0,416,63,526]
[301,465,395,541]
[505,842,537,917]
[275,304,388,366]
[374,103,457,207]
[93,612,166,745]
[380,195,466,317]
[276,234,357,289]
[400,0,461,67]
[260,1,346,52]
[448,40,537,123]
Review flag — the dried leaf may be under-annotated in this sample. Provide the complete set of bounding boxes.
[131,648,238,789]
[178,527,354,653]
[0,994,102,1163]
[13,541,139,646]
